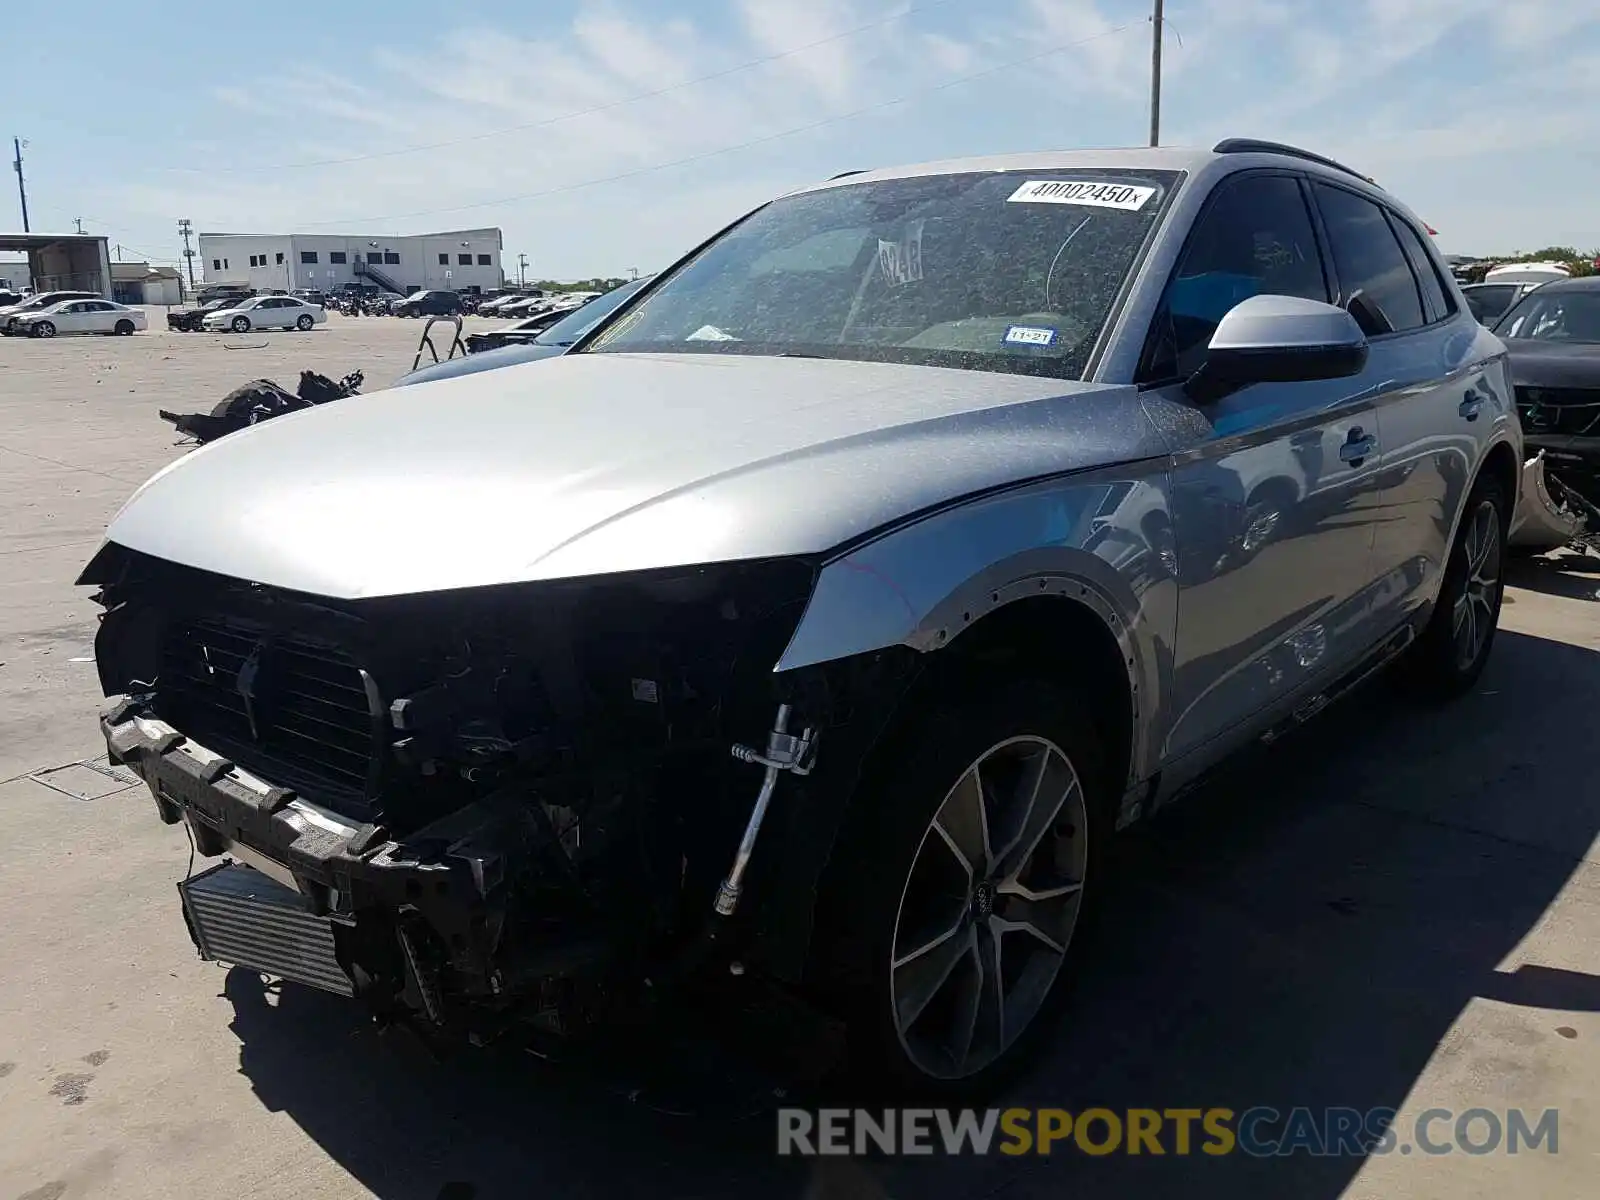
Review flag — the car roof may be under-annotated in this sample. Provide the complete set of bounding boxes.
[1528,275,1600,292]
[789,140,1392,205]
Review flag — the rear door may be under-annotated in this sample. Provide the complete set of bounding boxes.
[1307,181,1483,633]
[1138,171,1388,764]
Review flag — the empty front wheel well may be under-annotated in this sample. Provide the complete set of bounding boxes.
[1480,441,1519,527]
[913,594,1135,797]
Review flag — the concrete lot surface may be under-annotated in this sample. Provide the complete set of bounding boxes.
[1,314,1596,1199]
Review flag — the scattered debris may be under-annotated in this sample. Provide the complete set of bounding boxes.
[160,369,364,445]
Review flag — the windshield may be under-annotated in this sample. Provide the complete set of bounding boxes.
[533,277,650,346]
[586,169,1176,378]
[1495,289,1600,343]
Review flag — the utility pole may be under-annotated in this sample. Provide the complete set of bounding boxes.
[1149,0,1165,147]
[517,253,528,286]
[628,266,640,281]
[74,217,83,234]
[177,219,196,290]
[11,137,28,232]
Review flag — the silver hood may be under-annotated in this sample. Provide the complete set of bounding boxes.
[104,353,1158,598]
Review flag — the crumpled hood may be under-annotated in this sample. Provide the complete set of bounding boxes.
[1503,340,1600,391]
[101,352,1153,599]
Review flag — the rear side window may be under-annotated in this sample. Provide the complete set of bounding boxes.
[1390,216,1453,323]
[1141,173,1329,381]
[1464,285,1516,323]
[1312,183,1425,334]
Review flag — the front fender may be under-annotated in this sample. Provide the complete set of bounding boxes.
[776,466,1177,787]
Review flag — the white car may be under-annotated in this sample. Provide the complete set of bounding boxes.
[14,299,147,338]
[201,294,326,333]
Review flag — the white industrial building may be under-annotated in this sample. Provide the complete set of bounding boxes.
[196,228,504,294]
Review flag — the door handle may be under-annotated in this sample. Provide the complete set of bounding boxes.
[1459,391,1485,422]
[1339,428,1378,465]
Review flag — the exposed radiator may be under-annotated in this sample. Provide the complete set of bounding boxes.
[179,862,354,996]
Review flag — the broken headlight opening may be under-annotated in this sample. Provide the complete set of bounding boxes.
[81,544,898,1076]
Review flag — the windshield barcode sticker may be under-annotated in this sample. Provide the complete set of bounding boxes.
[1004,325,1057,346]
[877,218,926,286]
[1006,180,1156,211]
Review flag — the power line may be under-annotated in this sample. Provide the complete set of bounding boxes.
[171,0,960,175]
[297,19,1142,230]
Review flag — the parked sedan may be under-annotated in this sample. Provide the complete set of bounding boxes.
[14,299,146,337]
[391,289,462,318]
[1,289,102,334]
[200,294,326,332]
[81,140,1519,1093]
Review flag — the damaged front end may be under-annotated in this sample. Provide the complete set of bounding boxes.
[80,544,902,1068]
[1512,386,1600,553]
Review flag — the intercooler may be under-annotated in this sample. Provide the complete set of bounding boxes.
[178,862,354,996]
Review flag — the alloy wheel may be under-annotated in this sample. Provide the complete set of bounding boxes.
[890,734,1088,1080]
[1451,498,1501,671]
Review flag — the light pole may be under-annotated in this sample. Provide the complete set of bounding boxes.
[12,136,29,232]
[178,219,196,291]
[1149,0,1164,147]
[518,253,528,286]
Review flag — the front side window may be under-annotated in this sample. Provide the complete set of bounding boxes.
[588,169,1178,379]
[1142,173,1328,381]
[1495,289,1600,343]
[1312,183,1425,334]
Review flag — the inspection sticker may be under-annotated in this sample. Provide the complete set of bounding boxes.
[1006,180,1156,210]
[1004,324,1058,347]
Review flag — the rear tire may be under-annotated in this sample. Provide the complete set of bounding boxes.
[1404,474,1508,699]
[114,319,135,335]
[813,677,1112,1097]
[296,314,314,331]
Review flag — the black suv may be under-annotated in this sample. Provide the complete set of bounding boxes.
[392,289,462,318]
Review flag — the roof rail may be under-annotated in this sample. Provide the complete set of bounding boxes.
[828,169,870,180]
[1211,138,1373,183]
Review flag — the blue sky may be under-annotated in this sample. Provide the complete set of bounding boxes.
[7,0,1599,277]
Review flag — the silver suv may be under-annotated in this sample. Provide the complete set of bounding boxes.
[82,139,1519,1092]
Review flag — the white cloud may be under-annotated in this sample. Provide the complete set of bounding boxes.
[80,0,1600,272]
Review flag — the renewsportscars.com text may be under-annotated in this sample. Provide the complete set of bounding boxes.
[777,1107,1560,1158]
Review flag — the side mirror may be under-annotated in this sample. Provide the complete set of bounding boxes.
[1184,294,1369,403]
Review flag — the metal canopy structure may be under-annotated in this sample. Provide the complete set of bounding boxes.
[0,233,113,296]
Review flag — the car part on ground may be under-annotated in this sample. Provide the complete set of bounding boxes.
[83,141,1522,1093]
[158,369,364,444]
[410,314,468,372]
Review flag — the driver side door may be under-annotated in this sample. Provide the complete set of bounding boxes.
[1137,171,1388,773]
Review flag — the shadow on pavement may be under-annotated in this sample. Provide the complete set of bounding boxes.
[1506,552,1600,602]
[225,629,1599,1200]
